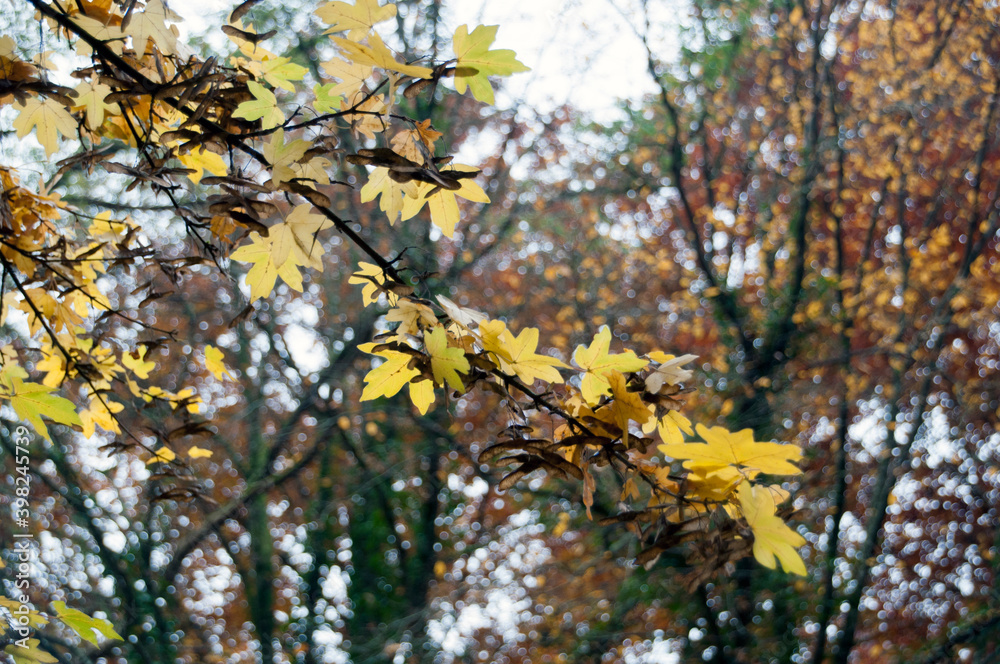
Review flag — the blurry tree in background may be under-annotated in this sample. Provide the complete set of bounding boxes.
[0,1,999,664]
[483,0,1000,662]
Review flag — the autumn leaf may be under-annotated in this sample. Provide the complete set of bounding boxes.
[147,447,176,464]
[188,446,214,459]
[316,0,397,39]
[451,24,529,104]
[177,147,228,183]
[481,322,567,385]
[399,166,490,237]
[319,58,373,100]
[0,597,45,628]
[349,261,397,306]
[0,375,81,442]
[5,639,58,664]
[259,56,308,92]
[267,204,332,269]
[645,353,698,393]
[79,397,124,439]
[658,424,802,478]
[123,346,156,379]
[605,370,651,432]
[204,345,233,380]
[73,81,118,130]
[333,33,432,79]
[390,119,443,162]
[386,299,438,335]
[572,326,648,405]
[230,232,304,301]
[737,482,806,575]
[436,295,487,329]
[263,128,310,186]
[424,325,469,391]
[124,0,179,54]
[642,408,693,445]
[343,94,387,140]
[312,83,344,113]
[233,81,284,129]
[361,166,418,224]
[13,97,77,156]
[53,601,123,646]
[408,379,434,415]
[478,319,514,364]
[360,349,419,401]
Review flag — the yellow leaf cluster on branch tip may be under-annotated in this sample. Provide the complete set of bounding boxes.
[353,291,807,572]
[230,205,332,301]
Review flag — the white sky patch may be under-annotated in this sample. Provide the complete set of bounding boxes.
[167,0,677,119]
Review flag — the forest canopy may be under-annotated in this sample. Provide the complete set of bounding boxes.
[1,1,999,663]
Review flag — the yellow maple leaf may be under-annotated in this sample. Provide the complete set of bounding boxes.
[259,56,307,92]
[125,0,179,54]
[477,319,513,363]
[333,33,432,79]
[658,424,802,479]
[70,15,126,57]
[437,295,487,329]
[642,408,693,444]
[343,93,387,140]
[4,638,58,663]
[0,370,81,442]
[79,397,124,439]
[187,446,214,459]
[451,24,529,104]
[360,349,419,401]
[233,81,284,129]
[52,601,122,646]
[230,232,304,301]
[13,97,77,156]
[318,57,373,100]
[480,322,566,385]
[312,83,343,113]
[147,447,176,464]
[177,146,227,183]
[262,128,309,187]
[268,204,332,270]
[572,326,648,405]
[348,261,397,306]
[605,370,651,432]
[386,299,438,335]
[123,346,156,379]
[399,166,490,237]
[737,482,806,575]
[204,345,233,380]
[73,81,118,130]
[424,325,469,391]
[316,0,397,39]
[361,166,419,224]
[390,119,443,162]
[408,378,434,415]
[504,326,567,384]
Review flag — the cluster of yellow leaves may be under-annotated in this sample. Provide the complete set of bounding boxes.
[230,205,332,301]
[349,282,808,574]
[0,596,122,663]
[0,169,204,446]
